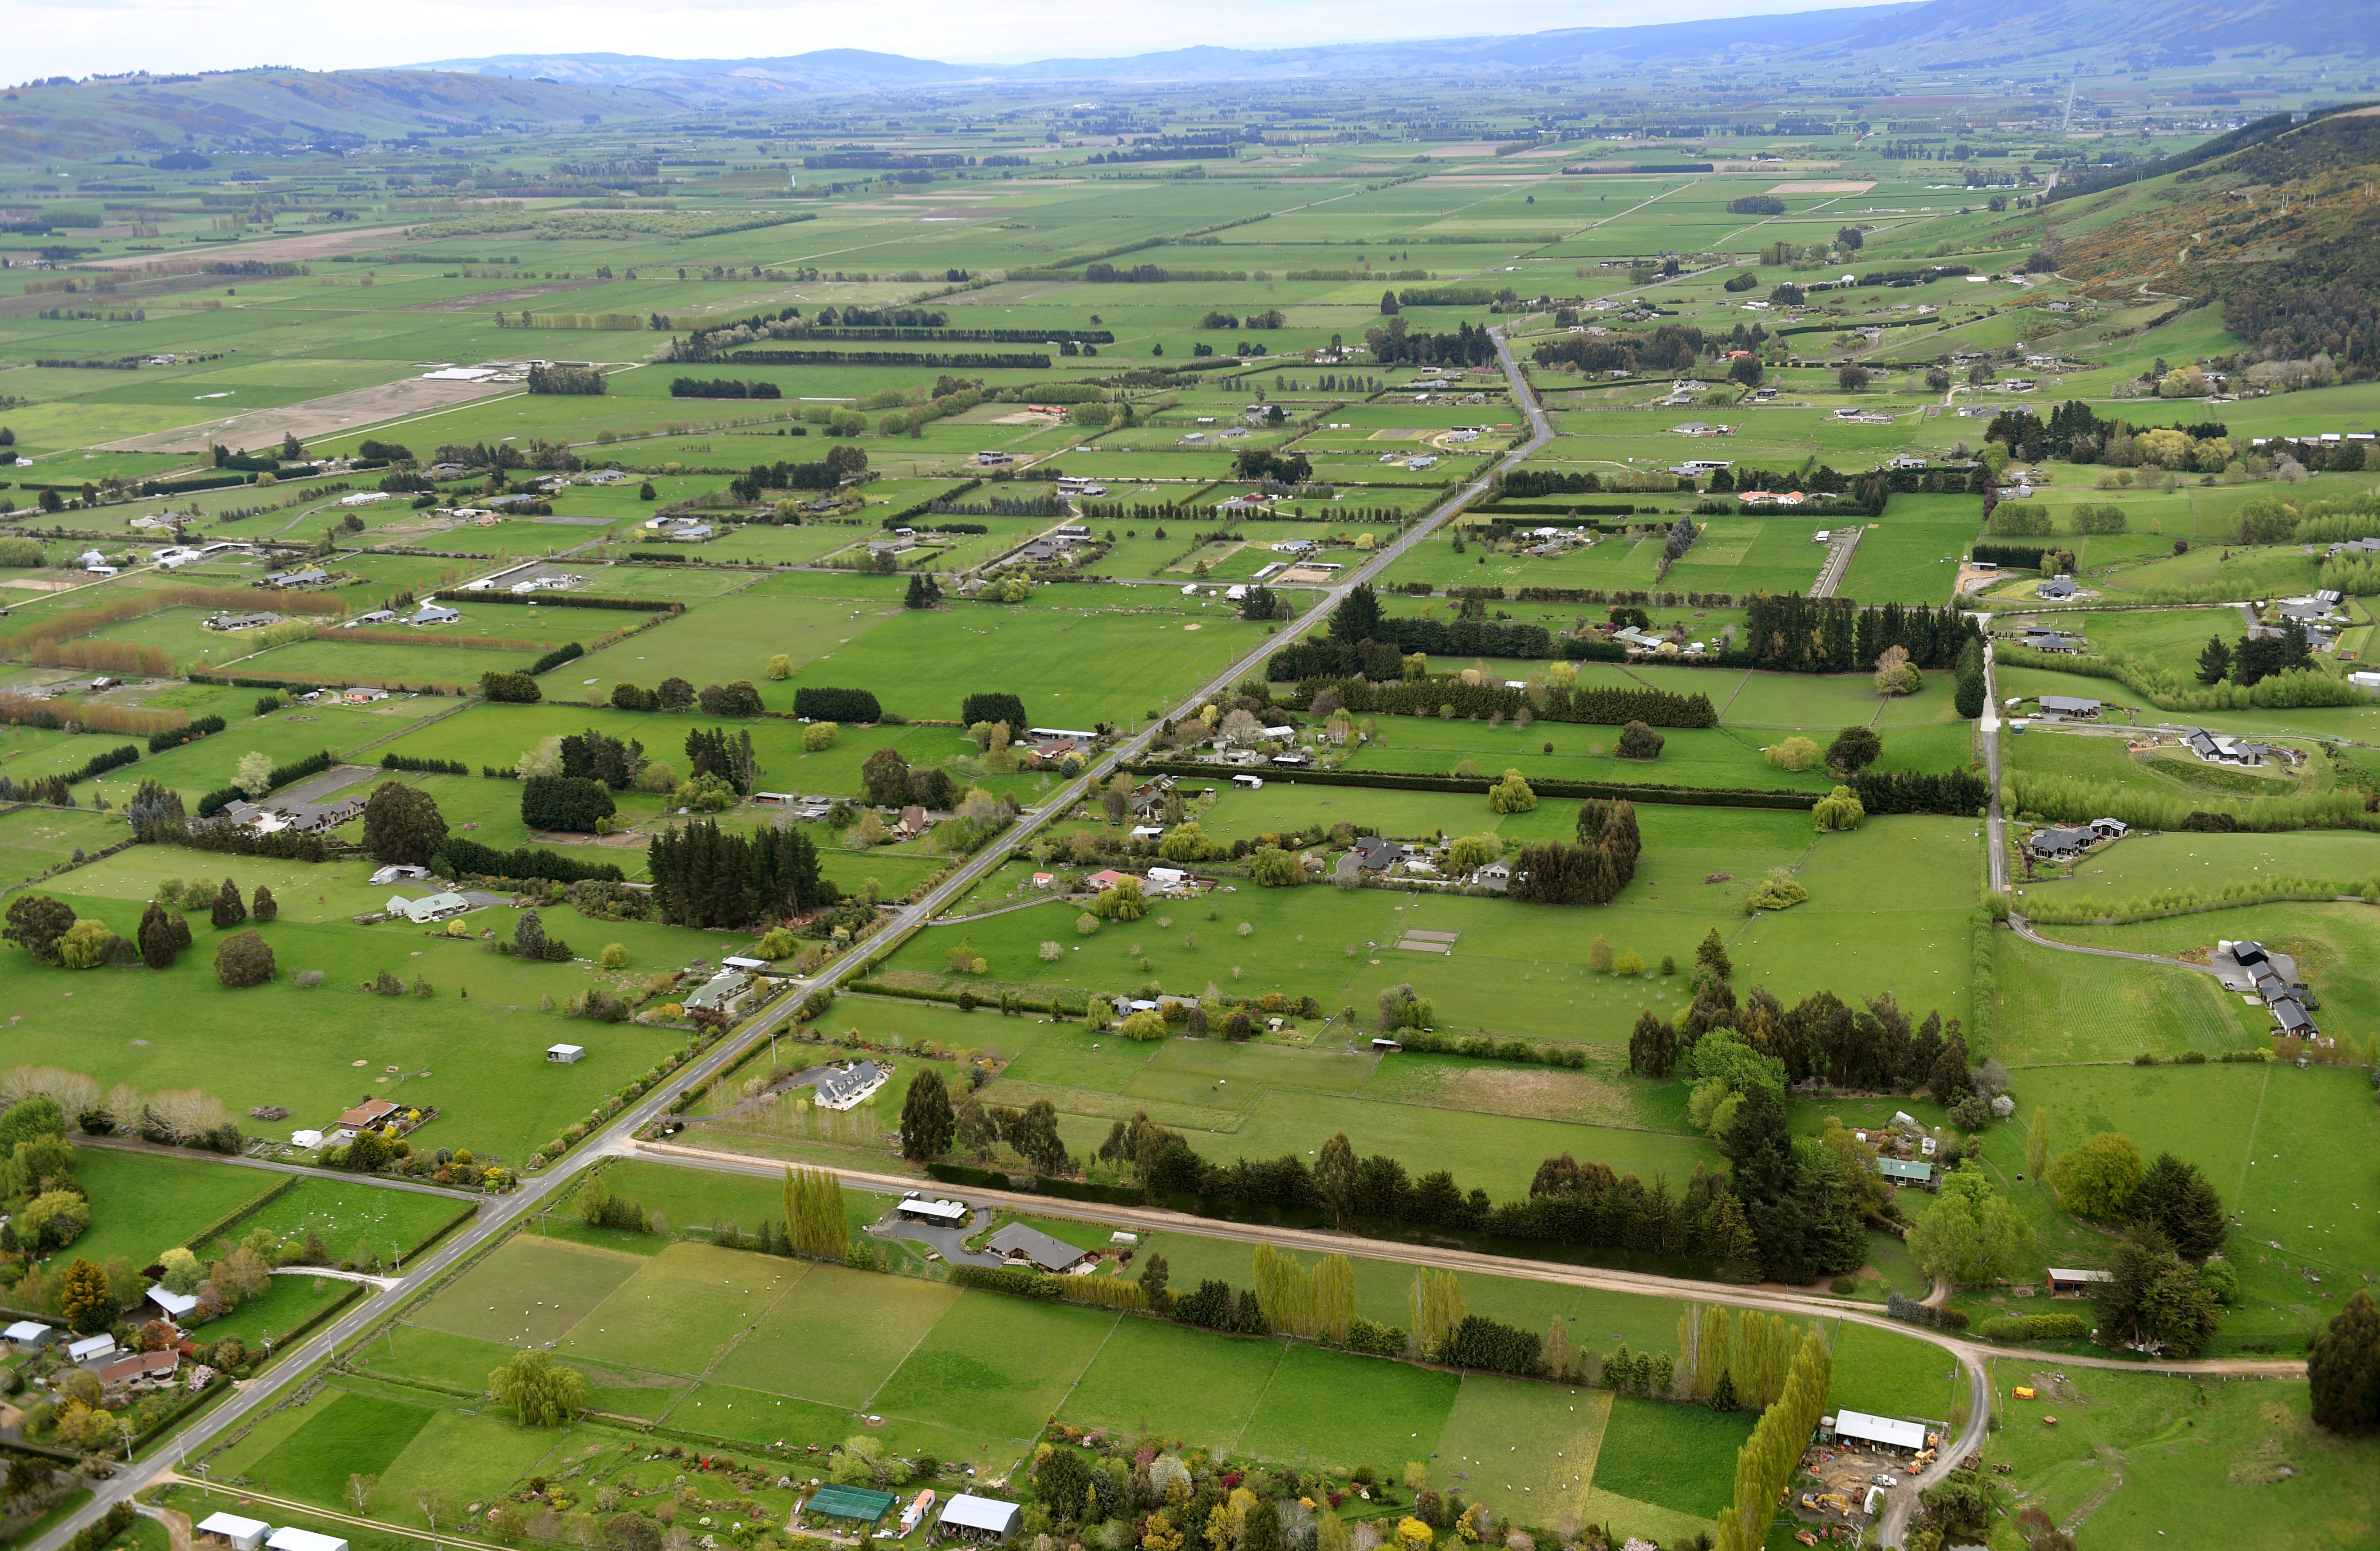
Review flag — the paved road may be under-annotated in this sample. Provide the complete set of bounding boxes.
[2007,914,2224,975]
[30,319,1556,1551]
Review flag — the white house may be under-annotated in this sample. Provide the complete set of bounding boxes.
[385,892,471,924]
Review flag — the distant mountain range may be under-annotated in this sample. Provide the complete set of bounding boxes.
[405,0,2379,96]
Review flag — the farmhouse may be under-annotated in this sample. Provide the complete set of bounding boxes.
[409,604,461,626]
[811,1060,887,1110]
[204,611,286,632]
[2036,695,2102,719]
[2028,825,2095,859]
[337,1098,400,1137]
[938,1496,1024,1546]
[2047,1268,2113,1298]
[985,1222,1095,1274]
[684,969,757,1019]
[2035,579,2078,600]
[2184,728,2273,766]
[384,891,471,924]
[92,1348,180,1397]
[1876,1157,1935,1187]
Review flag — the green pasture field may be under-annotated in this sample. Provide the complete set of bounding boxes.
[199,1270,356,1350]
[1836,507,1981,606]
[65,1145,277,1266]
[1974,1356,2380,1549]
[887,809,1975,1048]
[204,1175,476,1262]
[1588,1397,1755,1519]
[1983,929,2261,1065]
[225,636,549,692]
[0,879,698,1161]
[1937,1057,2380,1355]
[2056,830,2380,898]
[0,803,126,880]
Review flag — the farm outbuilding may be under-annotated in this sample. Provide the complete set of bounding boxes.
[197,1515,271,1551]
[268,1529,349,1551]
[1827,1410,1928,1453]
[803,1484,897,1531]
[938,1495,1024,1544]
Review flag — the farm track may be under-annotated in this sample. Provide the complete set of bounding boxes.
[26,313,1556,1551]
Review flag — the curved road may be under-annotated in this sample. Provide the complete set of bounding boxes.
[31,318,1555,1551]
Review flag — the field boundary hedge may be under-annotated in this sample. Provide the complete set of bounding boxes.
[432,592,685,614]
[1124,761,1823,810]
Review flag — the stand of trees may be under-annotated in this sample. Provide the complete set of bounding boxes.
[1741,595,1979,673]
[1511,799,1641,905]
[646,819,831,928]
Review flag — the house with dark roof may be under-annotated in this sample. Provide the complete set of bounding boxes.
[2029,825,2095,859]
[985,1222,1093,1274]
[2037,694,2102,718]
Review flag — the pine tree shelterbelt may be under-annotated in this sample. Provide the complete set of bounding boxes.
[1510,799,1640,905]
[646,819,831,928]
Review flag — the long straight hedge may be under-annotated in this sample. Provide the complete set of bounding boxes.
[1126,761,1821,810]
[433,591,686,613]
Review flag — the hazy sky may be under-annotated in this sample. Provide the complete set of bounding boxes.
[18,0,1860,78]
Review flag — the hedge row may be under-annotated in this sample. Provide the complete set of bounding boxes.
[434,591,685,613]
[1127,761,1822,811]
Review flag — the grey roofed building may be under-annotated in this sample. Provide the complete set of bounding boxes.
[2270,997,2316,1035]
[985,1221,1091,1273]
[2036,579,2078,599]
[812,1060,885,1110]
[2029,825,2093,858]
[2037,694,2101,716]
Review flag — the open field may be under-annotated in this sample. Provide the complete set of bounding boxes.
[9,73,2380,1551]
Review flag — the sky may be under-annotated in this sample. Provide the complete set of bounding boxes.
[16,0,1866,78]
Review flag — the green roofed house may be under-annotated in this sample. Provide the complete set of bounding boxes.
[1877,1157,1935,1188]
[802,1485,898,1531]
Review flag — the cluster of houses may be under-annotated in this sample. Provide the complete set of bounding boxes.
[287,1094,432,1153]
[2027,815,2128,862]
[4,1320,206,1404]
[1008,522,1091,566]
[641,515,716,542]
[1851,1111,1946,1189]
[215,786,368,837]
[458,561,587,594]
[2213,938,2321,1040]
[2263,590,2346,653]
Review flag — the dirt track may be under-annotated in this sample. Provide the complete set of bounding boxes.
[102,375,518,454]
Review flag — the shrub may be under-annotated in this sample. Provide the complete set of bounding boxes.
[803,721,837,751]
[215,928,275,987]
